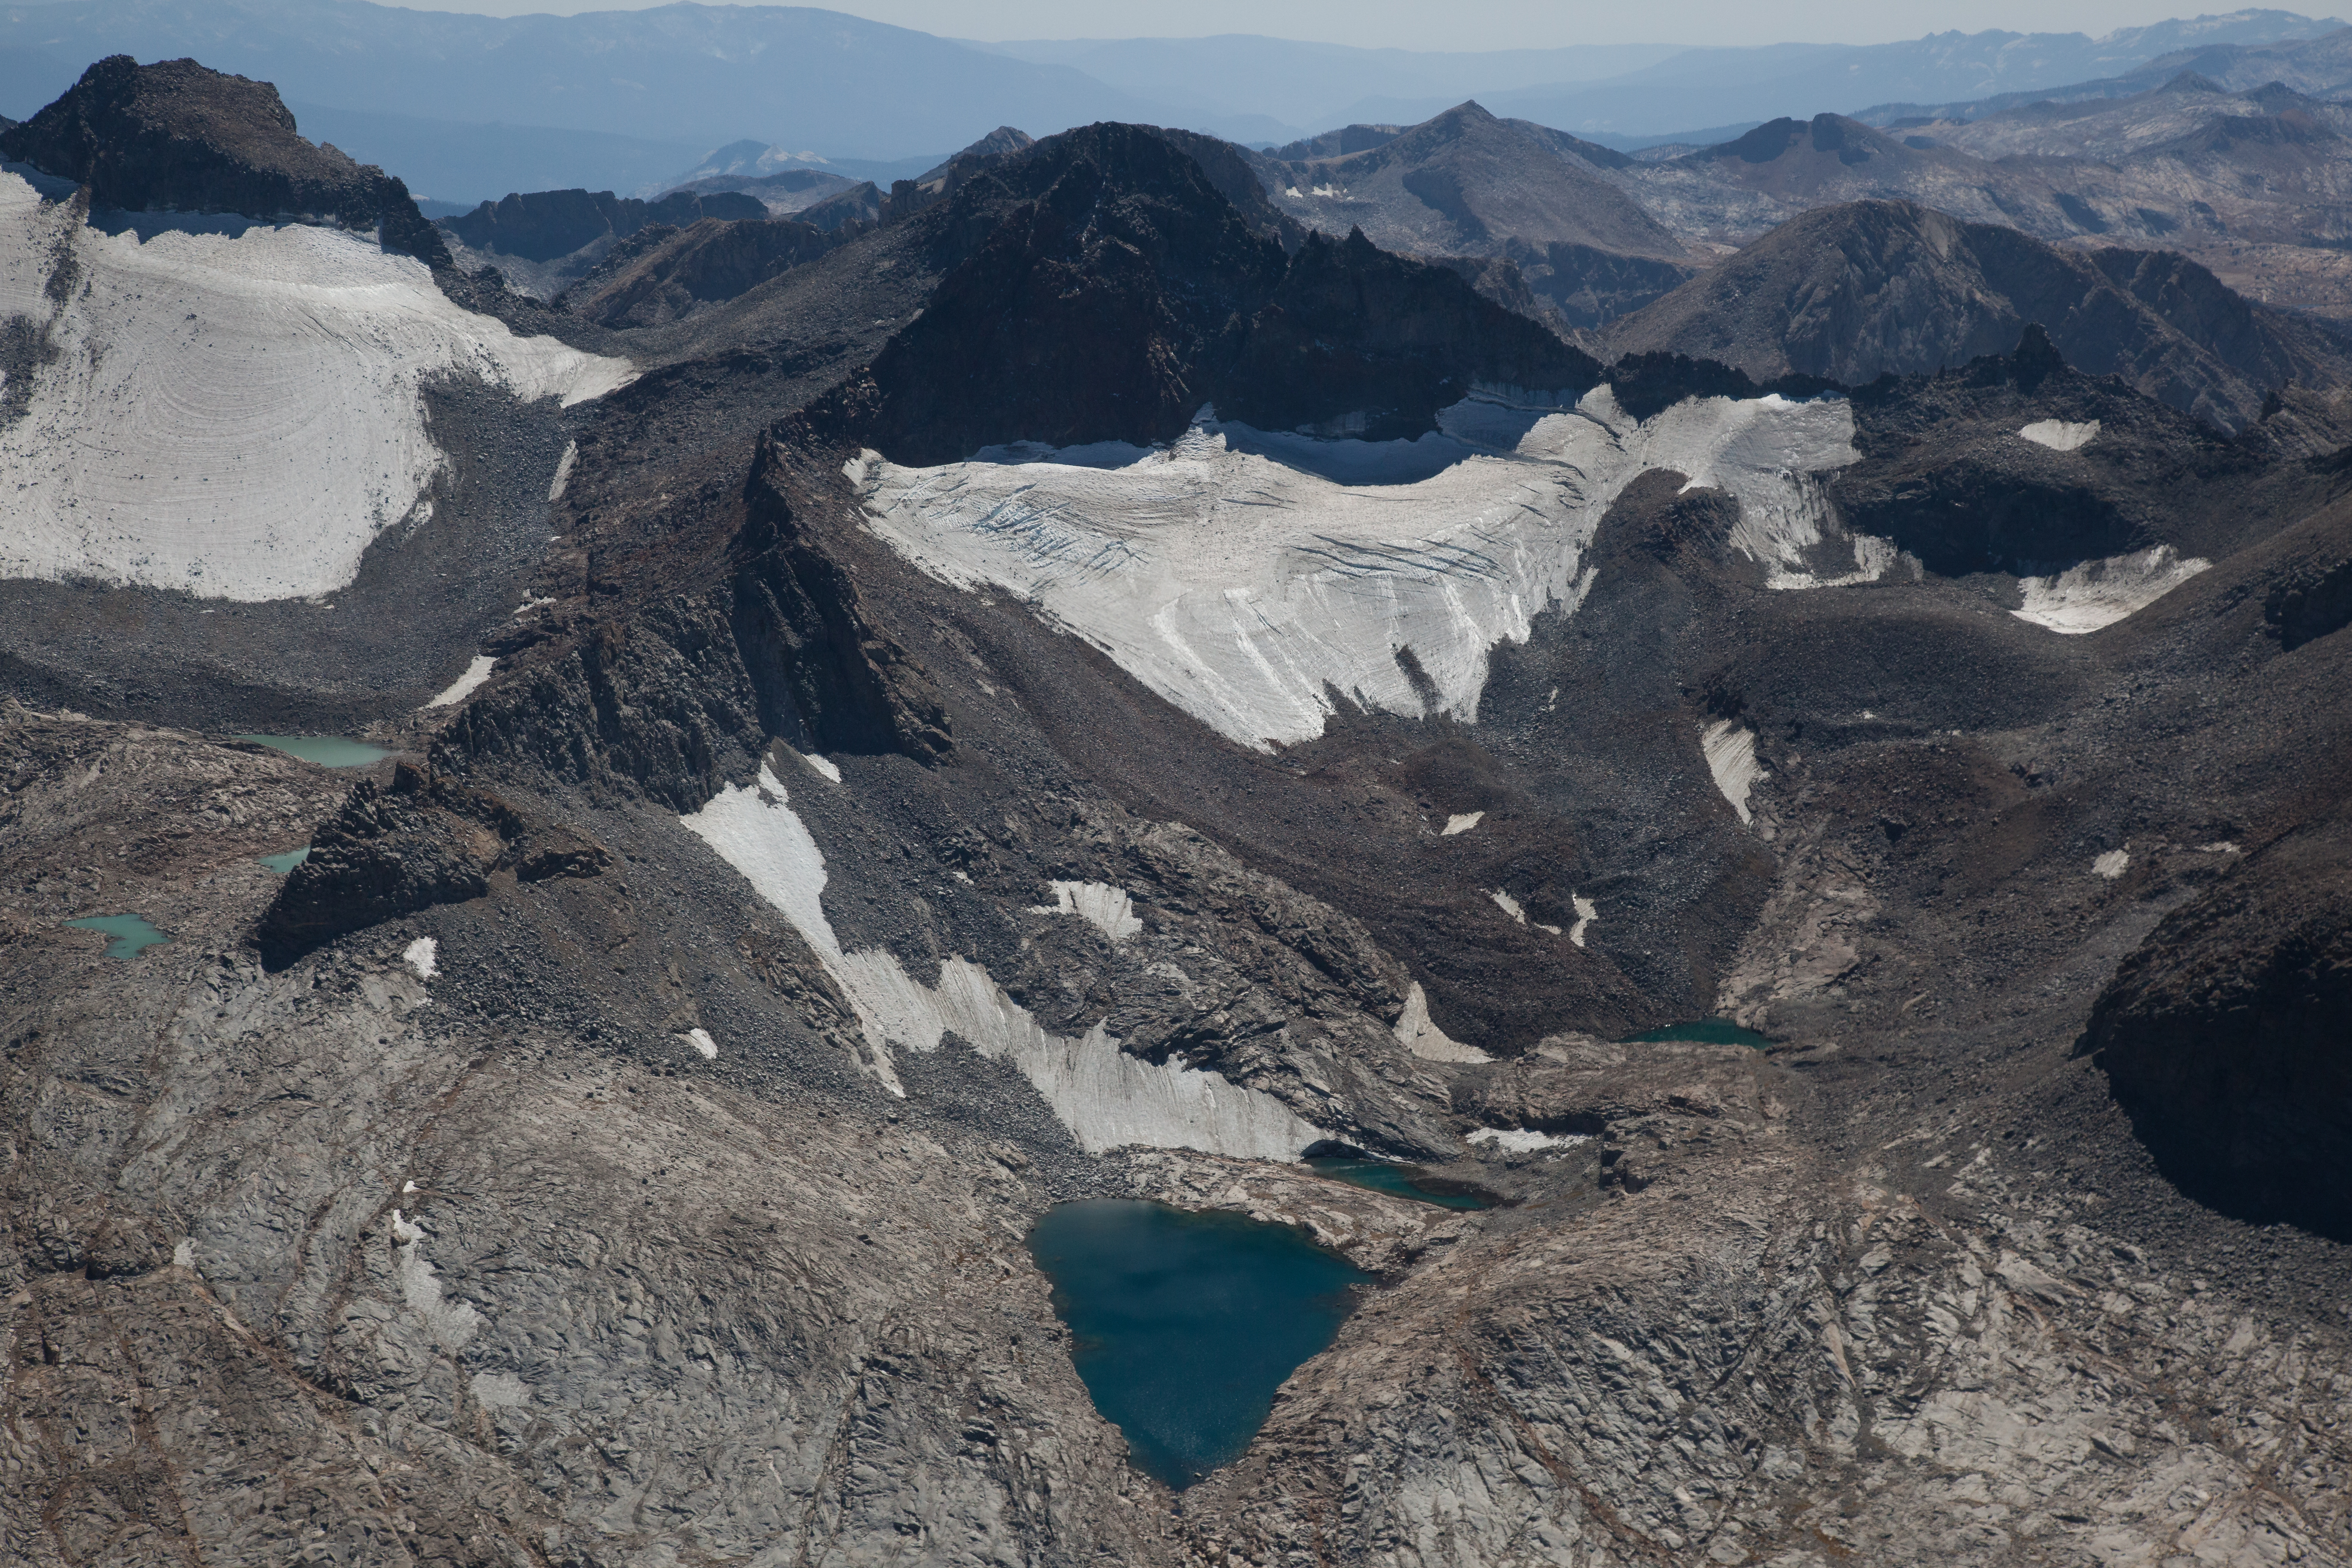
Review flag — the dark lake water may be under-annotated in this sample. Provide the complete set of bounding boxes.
[1625,1017,1773,1048]
[258,847,312,873]
[1026,1199,1368,1490]
[64,914,170,958]
[234,735,388,767]
[1305,1156,1495,1210]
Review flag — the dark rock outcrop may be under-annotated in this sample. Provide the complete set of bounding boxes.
[824,124,1601,461]
[0,55,446,264]
[1605,198,2352,431]
[2081,819,2352,1237]
[255,761,609,967]
[438,186,766,262]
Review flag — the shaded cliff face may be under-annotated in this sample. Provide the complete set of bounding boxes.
[837,124,1600,461]
[1606,198,2352,431]
[0,54,444,263]
[2083,807,2352,1238]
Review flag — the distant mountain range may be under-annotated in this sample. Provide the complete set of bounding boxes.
[0,3,2343,202]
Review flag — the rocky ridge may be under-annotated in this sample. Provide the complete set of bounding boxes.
[0,54,446,263]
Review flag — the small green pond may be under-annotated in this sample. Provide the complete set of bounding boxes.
[1305,1156,1495,1210]
[1027,1199,1368,1490]
[257,847,312,874]
[64,914,170,958]
[234,735,389,767]
[1625,1017,1773,1049]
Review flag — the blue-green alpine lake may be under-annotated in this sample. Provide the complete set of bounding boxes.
[257,847,312,873]
[1026,1199,1369,1489]
[64,914,170,958]
[1305,1156,1495,1210]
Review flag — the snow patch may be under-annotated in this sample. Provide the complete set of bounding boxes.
[805,753,842,784]
[547,440,578,501]
[0,175,634,601]
[681,1027,718,1059]
[389,1209,482,1351]
[1702,720,1765,825]
[1442,811,1484,836]
[2197,841,2240,854]
[1043,880,1143,943]
[172,1238,195,1268]
[421,655,495,709]
[856,387,1857,748]
[2012,546,2210,634]
[1469,1127,1588,1153]
[402,936,438,980]
[1568,893,1597,949]
[681,767,1317,1155]
[1488,887,1526,923]
[2093,849,2131,879]
[2019,419,2099,451]
[1394,981,1492,1064]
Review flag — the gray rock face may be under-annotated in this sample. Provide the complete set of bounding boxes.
[1606,199,2352,431]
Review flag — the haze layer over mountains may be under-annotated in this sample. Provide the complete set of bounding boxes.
[3,11,2352,1568]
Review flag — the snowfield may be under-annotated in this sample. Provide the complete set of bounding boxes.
[682,764,1321,1158]
[0,171,633,600]
[856,386,1867,748]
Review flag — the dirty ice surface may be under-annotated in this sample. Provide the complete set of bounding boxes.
[682,765,1320,1158]
[1702,720,1765,825]
[856,387,1864,748]
[0,172,633,600]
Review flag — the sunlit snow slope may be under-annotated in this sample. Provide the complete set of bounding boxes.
[0,171,633,601]
[857,387,1864,748]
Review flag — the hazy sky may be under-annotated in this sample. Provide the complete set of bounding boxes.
[400,0,2287,50]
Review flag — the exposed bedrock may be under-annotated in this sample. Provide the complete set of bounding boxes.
[438,439,948,811]
[257,761,609,967]
[437,185,766,262]
[556,214,843,328]
[0,55,446,264]
[2082,817,2352,1238]
[1606,197,2352,431]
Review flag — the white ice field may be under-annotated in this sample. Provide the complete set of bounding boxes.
[0,169,633,601]
[856,387,1874,749]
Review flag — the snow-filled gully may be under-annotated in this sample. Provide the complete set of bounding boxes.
[856,385,1870,749]
[682,765,1321,1159]
[0,171,633,601]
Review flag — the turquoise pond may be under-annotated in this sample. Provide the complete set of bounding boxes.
[1305,1157,1495,1210]
[258,847,312,873]
[1026,1200,1368,1489]
[64,914,170,958]
[1625,1017,1774,1049]
[234,735,389,767]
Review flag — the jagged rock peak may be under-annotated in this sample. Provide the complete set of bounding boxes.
[0,55,446,265]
